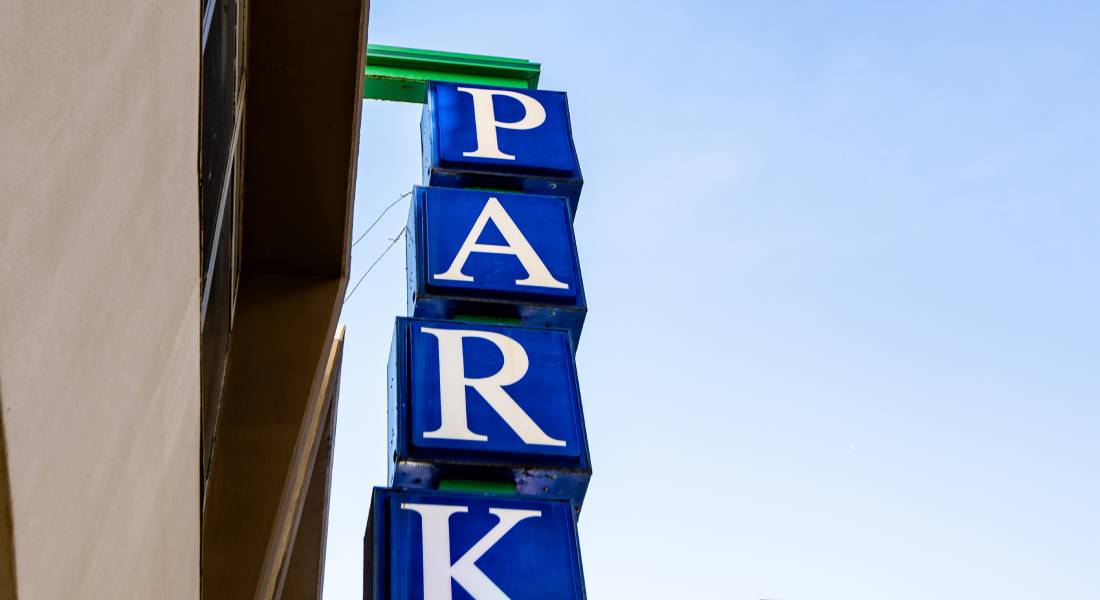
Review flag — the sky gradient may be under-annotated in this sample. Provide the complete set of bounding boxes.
[326,2,1100,598]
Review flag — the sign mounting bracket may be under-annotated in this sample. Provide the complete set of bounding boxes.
[364,44,541,103]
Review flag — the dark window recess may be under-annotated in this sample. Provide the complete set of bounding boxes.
[200,0,237,281]
[200,167,236,482]
[199,0,241,485]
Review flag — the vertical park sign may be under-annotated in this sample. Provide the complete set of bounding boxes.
[362,53,593,599]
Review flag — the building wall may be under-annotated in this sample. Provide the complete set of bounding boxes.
[0,0,200,597]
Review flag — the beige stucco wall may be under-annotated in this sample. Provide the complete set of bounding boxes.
[0,0,200,598]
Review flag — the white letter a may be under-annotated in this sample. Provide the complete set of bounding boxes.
[433,197,568,290]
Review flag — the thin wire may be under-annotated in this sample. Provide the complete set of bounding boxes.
[344,225,407,304]
[351,191,411,249]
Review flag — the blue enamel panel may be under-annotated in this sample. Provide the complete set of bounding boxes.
[410,320,581,459]
[431,82,577,176]
[407,187,587,341]
[365,488,586,600]
[424,187,579,301]
[422,82,583,213]
[388,318,591,509]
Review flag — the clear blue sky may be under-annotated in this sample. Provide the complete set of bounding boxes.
[326,2,1100,598]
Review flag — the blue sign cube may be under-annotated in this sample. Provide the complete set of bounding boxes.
[422,81,583,214]
[388,317,592,510]
[407,186,587,343]
[364,488,586,599]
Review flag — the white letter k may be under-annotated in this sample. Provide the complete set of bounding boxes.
[401,503,542,600]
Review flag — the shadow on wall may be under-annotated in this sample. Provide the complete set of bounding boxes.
[0,374,17,598]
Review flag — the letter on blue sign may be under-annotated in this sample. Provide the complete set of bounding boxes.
[401,502,541,599]
[407,189,587,340]
[433,196,568,291]
[423,82,583,209]
[419,326,565,447]
[365,488,586,599]
[455,87,547,161]
[388,319,592,507]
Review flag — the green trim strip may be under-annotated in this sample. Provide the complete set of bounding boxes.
[365,44,541,103]
[452,314,525,326]
[437,479,518,495]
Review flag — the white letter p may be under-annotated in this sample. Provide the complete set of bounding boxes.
[456,87,547,161]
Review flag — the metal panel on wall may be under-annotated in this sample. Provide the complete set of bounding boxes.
[421,82,583,213]
[364,488,586,600]
[407,186,586,342]
[388,317,591,509]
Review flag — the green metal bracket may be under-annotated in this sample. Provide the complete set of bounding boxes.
[364,44,541,103]
[438,479,518,495]
[452,313,525,326]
